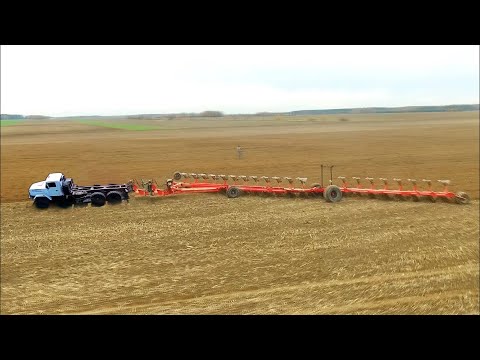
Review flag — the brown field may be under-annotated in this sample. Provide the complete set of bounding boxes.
[1,112,479,314]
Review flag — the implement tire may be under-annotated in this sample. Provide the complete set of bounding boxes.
[323,185,343,203]
[91,192,106,207]
[106,191,123,205]
[226,186,241,198]
[173,171,182,181]
[35,197,50,209]
[455,191,470,205]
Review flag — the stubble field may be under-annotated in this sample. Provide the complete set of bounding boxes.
[1,112,479,314]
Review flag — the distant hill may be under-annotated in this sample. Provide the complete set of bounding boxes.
[288,104,479,116]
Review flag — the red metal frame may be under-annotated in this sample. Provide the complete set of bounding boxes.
[132,180,324,197]
[131,173,468,203]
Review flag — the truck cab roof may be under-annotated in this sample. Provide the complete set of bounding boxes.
[46,173,65,182]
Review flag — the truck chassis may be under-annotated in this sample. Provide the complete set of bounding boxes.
[30,177,132,209]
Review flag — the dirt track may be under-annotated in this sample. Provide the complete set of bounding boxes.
[1,112,479,314]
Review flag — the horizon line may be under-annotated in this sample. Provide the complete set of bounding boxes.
[1,103,479,118]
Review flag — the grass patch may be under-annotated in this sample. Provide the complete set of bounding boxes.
[77,120,158,131]
[0,120,22,127]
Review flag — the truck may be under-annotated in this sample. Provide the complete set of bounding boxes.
[28,173,133,209]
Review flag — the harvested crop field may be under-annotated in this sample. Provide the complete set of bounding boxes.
[1,112,479,314]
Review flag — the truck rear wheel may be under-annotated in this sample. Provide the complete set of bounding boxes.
[91,192,106,207]
[323,185,343,203]
[106,191,123,205]
[35,197,50,209]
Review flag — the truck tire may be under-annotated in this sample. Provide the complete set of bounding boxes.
[106,191,123,205]
[91,192,106,207]
[323,185,343,203]
[35,197,50,209]
[226,186,241,198]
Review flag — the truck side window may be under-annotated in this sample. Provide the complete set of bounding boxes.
[47,182,57,188]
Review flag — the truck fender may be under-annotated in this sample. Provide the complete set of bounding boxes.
[34,194,52,201]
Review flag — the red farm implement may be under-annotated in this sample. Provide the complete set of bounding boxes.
[131,166,471,205]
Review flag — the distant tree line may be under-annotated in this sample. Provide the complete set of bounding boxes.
[127,114,166,120]
[290,104,479,116]
[198,111,223,117]
[1,114,52,120]
[127,111,224,119]
[25,115,51,119]
[1,114,24,120]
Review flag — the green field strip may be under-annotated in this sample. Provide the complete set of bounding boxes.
[0,120,23,126]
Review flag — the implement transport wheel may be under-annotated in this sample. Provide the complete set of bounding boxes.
[323,185,343,203]
[173,171,182,181]
[455,192,470,205]
[91,192,106,207]
[226,186,241,198]
[106,191,123,205]
[35,197,50,209]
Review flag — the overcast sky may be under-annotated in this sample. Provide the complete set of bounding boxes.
[1,45,478,117]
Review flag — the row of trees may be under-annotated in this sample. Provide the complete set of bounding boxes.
[127,111,224,119]
[1,114,24,119]
[1,114,52,120]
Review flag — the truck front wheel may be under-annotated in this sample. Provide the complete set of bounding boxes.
[35,197,50,209]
